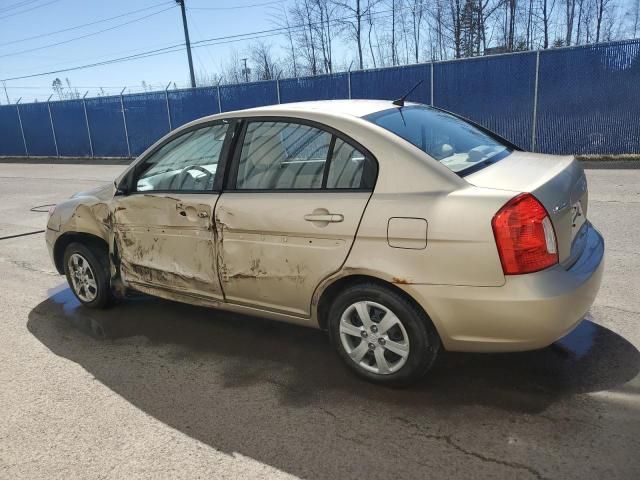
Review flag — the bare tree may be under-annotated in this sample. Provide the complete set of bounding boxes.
[65,78,80,99]
[539,0,557,48]
[565,0,577,45]
[332,0,376,69]
[277,7,299,77]
[314,0,337,73]
[222,50,244,84]
[52,78,64,100]
[291,0,319,74]
[250,41,279,80]
[451,0,463,57]
[406,0,427,62]
[595,0,612,42]
[505,0,517,51]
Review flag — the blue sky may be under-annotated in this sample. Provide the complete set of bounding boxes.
[1,0,637,103]
[0,0,299,102]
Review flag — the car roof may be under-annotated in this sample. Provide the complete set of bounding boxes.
[236,99,415,118]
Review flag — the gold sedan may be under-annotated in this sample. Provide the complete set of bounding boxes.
[46,100,604,386]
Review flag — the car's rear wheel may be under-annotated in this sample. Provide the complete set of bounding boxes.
[63,242,111,309]
[328,283,440,387]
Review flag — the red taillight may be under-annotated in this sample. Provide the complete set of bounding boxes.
[492,193,558,275]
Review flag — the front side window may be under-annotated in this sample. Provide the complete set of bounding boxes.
[136,123,228,192]
[236,121,332,190]
[364,106,512,175]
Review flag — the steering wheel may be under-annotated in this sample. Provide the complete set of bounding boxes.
[176,165,212,189]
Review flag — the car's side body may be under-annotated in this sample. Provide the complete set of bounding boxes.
[46,100,604,355]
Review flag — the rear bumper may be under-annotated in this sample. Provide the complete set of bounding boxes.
[399,222,604,352]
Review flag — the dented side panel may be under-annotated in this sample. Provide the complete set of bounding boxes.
[112,193,223,301]
[215,192,371,317]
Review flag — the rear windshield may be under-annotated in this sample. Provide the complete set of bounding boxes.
[364,106,512,175]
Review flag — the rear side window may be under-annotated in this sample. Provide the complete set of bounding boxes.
[327,138,367,189]
[234,120,377,191]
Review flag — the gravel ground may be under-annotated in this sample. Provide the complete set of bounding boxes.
[0,163,638,480]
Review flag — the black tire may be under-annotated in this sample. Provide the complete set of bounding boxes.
[328,282,440,387]
[63,242,111,309]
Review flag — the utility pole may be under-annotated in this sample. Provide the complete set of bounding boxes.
[241,58,250,83]
[2,81,10,104]
[175,0,196,88]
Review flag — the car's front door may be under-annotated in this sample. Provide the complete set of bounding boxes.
[112,122,231,302]
[215,119,377,317]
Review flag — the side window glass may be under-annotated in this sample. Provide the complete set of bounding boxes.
[236,121,331,190]
[327,138,373,189]
[136,123,228,192]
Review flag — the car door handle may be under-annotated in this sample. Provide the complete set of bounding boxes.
[304,213,344,223]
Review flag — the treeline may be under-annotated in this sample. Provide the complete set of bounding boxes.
[206,0,640,84]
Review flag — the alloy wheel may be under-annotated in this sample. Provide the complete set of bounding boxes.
[339,300,410,375]
[67,253,98,302]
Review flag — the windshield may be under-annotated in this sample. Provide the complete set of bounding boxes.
[364,106,512,175]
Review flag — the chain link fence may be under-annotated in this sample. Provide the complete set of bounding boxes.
[1,39,639,158]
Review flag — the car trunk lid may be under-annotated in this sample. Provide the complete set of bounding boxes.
[466,151,588,267]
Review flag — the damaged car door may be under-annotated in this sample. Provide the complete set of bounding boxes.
[215,119,377,317]
[112,122,230,302]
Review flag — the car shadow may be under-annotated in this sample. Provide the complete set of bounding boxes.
[27,285,640,478]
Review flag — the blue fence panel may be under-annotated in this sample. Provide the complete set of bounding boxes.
[220,80,278,111]
[169,87,219,128]
[85,96,128,157]
[50,100,91,156]
[0,105,26,156]
[279,73,349,103]
[536,40,640,154]
[19,102,56,156]
[351,63,431,104]
[433,52,537,150]
[1,40,639,158]
[123,92,170,155]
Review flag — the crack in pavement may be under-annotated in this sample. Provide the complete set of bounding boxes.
[0,257,58,276]
[394,416,551,480]
[594,304,640,316]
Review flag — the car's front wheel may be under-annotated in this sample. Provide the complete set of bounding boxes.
[328,283,440,387]
[63,242,111,309]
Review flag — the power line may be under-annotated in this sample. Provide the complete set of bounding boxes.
[6,39,186,75]
[0,0,61,20]
[0,1,173,47]
[1,43,186,81]
[0,0,44,14]
[0,4,417,82]
[189,0,285,10]
[0,5,176,59]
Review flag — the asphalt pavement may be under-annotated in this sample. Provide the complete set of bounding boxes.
[0,163,638,479]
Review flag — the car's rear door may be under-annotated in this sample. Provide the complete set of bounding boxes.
[112,121,232,302]
[215,118,377,317]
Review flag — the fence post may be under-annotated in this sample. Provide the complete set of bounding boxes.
[165,81,172,131]
[47,94,59,158]
[120,87,131,157]
[531,50,540,152]
[347,61,353,99]
[430,62,434,106]
[217,80,222,113]
[276,74,281,104]
[82,92,94,158]
[15,98,28,157]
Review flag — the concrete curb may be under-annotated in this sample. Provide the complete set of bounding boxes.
[0,156,133,166]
